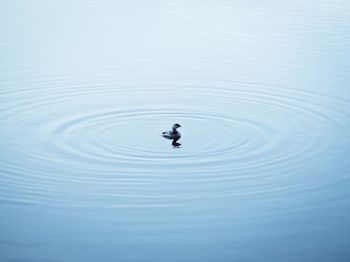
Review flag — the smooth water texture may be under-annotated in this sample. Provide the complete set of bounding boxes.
[1,1,350,261]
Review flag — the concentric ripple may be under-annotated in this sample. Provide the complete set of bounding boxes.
[0,80,349,207]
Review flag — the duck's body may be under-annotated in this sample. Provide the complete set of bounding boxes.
[162,123,181,139]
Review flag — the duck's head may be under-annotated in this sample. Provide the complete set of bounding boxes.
[172,123,181,130]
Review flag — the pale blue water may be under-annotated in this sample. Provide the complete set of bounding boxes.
[1,1,350,261]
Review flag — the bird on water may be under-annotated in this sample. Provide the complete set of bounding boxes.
[162,123,182,148]
[162,123,181,139]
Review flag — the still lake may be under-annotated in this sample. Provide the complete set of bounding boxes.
[1,1,350,261]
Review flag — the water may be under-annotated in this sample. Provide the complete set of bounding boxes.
[1,1,350,261]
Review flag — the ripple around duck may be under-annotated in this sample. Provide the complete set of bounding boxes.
[0,79,349,206]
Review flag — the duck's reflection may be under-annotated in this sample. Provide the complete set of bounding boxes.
[171,137,181,148]
[162,134,182,148]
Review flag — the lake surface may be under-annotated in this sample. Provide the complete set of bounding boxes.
[1,1,350,261]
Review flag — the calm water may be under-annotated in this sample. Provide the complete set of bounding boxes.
[1,1,350,261]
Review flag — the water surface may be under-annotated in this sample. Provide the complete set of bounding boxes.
[1,1,350,261]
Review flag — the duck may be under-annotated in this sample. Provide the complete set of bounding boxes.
[162,123,181,139]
